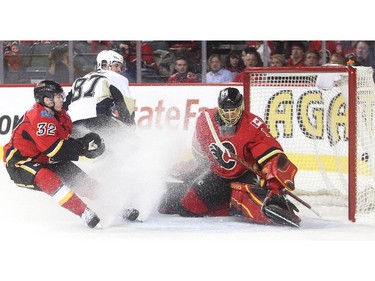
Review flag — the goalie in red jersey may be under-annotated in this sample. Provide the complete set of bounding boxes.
[159,87,301,227]
[3,80,105,228]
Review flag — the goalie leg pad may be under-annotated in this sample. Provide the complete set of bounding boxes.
[208,203,230,217]
[180,188,209,216]
[230,182,301,227]
[179,170,232,217]
[230,182,273,225]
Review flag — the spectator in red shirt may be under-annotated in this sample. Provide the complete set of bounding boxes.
[286,42,306,67]
[4,42,22,71]
[4,41,23,83]
[167,56,199,83]
[233,47,263,82]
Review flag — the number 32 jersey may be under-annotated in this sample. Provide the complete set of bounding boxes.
[3,103,73,165]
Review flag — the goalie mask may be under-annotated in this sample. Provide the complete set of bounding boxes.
[34,80,64,107]
[217,87,244,126]
[96,50,124,70]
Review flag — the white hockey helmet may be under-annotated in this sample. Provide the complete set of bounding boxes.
[96,50,124,70]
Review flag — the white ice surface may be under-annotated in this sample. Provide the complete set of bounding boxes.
[1,129,375,281]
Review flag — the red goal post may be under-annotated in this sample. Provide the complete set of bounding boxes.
[243,66,375,222]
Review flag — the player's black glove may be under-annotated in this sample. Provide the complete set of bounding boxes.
[209,143,223,162]
[77,132,105,159]
[209,143,235,169]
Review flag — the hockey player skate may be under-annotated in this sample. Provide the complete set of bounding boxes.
[81,207,102,229]
[262,194,301,227]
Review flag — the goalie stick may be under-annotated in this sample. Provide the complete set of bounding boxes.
[203,111,320,218]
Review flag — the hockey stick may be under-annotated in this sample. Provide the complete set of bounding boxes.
[204,111,321,218]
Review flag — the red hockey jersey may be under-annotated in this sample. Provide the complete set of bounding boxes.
[193,108,284,179]
[3,103,73,164]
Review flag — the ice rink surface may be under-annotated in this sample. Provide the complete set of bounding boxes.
[1,129,375,281]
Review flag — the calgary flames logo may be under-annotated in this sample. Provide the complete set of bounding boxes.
[209,141,236,170]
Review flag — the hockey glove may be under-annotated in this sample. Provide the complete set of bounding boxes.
[77,132,105,159]
[261,153,297,195]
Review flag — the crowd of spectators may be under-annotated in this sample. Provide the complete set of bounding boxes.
[2,40,375,84]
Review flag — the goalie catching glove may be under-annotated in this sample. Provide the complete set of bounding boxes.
[261,153,297,195]
[77,132,105,159]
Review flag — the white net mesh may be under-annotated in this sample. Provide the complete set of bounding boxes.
[246,66,375,220]
[354,67,375,217]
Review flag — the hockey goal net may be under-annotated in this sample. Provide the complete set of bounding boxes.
[243,66,375,222]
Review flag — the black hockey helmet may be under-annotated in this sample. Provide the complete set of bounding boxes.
[218,87,243,126]
[34,80,63,105]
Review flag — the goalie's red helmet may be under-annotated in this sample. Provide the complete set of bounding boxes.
[217,87,243,126]
[34,80,63,105]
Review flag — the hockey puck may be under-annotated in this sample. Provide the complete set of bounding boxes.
[122,208,140,221]
[361,152,369,162]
